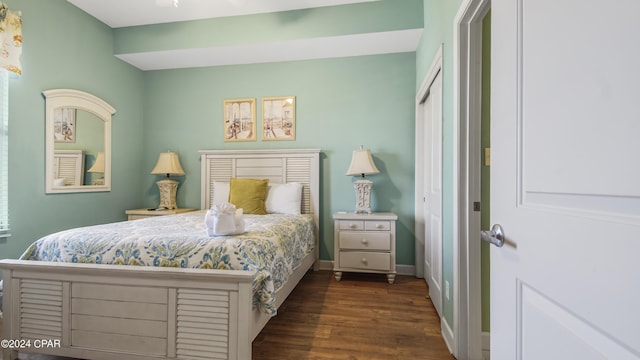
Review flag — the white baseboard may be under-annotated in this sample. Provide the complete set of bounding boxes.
[317,260,333,271]
[441,317,455,356]
[482,331,490,360]
[316,260,416,276]
[396,264,415,276]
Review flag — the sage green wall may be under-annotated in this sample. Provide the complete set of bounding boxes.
[114,0,423,56]
[416,0,464,331]
[0,0,145,261]
[141,53,417,263]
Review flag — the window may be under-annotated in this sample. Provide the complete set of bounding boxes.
[0,69,9,237]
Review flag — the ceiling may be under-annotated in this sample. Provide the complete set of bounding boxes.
[66,0,422,70]
[67,0,379,28]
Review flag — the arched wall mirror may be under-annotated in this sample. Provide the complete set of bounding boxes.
[44,89,115,193]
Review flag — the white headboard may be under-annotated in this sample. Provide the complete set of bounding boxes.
[199,149,321,218]
[53,149,84,186]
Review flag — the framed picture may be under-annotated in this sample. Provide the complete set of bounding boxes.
[53,107,76,143]
[262,96,295,141]
[223,98,256,142]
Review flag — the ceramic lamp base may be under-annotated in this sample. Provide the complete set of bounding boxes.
[353,178,373,214]
[156,178,179,209]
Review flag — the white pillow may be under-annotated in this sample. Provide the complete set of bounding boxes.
[266,182,303,215]
[212,181,230,205]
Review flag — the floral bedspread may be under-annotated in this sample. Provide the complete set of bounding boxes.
[20,211,315,315]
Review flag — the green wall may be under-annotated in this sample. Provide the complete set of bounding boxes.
[0,0,145,261]
[141,54,417,262]
[114,0,423,56]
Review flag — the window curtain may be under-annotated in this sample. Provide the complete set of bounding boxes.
[0,3,22,75]
[0,69,8,236]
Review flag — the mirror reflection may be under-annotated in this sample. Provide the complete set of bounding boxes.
[44,89,115,194]
[52,109,105,186]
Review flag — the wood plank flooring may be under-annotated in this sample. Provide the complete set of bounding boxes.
[0,270,454,360]
[253,270,454,360]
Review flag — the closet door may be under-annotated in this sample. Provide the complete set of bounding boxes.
[422,70,443,316]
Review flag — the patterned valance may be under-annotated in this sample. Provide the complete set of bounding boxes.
[0,3,22,75]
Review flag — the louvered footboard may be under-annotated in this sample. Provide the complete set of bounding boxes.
[0,260,256,360]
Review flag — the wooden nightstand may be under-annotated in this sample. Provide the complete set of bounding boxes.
[333,211,398,284]
[126,208,196,220]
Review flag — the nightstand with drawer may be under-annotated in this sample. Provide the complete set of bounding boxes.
[126,208,195,220]
[333,212,398,284]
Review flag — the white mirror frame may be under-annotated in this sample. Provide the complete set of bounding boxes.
[44,89,115,194]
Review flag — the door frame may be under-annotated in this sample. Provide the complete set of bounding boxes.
[453,0,490,359]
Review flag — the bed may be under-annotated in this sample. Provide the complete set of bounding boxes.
[0,148,321,360]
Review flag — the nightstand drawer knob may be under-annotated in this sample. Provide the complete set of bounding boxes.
[361,257,368,264]
[361,239,368,245]
[349,223,357,229]
[375,224,383,229]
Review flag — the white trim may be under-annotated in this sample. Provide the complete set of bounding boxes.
[317,260,334,271]
[482,331,491,360]
[441,316,456,355]
[453,0,490,359]
[395,264,415,276]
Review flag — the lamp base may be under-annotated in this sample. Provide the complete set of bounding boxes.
[156,178,179,209]
[353,178,373,214]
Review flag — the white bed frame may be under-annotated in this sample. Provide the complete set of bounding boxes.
[53,149,84,186]
[1,148,321,360]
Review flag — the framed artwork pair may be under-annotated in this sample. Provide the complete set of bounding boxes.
[223,96,295,142]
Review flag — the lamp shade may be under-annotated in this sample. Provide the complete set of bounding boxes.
[151,151,185,176]
[346,148,380,176]
[88,152,105,173]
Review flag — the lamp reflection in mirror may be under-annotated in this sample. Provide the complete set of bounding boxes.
[151,151,185,209]
[87,152,105,185]
[346,146,380,213]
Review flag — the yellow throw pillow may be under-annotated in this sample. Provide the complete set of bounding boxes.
[229,178,268,215]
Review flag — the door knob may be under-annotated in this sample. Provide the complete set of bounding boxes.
[481,224,504,247]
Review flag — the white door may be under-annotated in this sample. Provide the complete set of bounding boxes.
[491,1,640,359]
[423,70,443,316]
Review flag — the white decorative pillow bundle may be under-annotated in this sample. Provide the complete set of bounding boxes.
[204,202,245,236]
[212,180,303,215]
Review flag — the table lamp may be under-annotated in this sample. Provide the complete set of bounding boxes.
[346,146,380,213]
[87,152,105,185]
[151,151,185,209]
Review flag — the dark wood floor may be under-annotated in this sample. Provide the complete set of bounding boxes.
[252,270,454,360]
[1,271,454,360]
